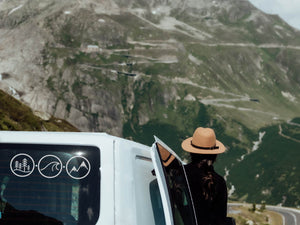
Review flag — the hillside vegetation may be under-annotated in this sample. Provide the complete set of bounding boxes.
[227,120,300,207]
[0,90,79,131]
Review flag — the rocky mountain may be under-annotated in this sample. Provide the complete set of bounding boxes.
[0,0,299,206]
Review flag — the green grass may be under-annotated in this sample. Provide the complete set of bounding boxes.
[228,122,300,206]
[281,122,300,140]
[291,118,300,124]
[0,90,79,132]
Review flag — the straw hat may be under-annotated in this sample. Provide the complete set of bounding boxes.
[181,127,226,154]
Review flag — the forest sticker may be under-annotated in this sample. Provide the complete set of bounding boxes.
[10,153,35,177]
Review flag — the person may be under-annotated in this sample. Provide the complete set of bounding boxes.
[181,127,228,225]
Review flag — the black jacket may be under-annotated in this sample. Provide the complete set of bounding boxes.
[185,163,228,225]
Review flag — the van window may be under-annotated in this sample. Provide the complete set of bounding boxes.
[0,144,100,225]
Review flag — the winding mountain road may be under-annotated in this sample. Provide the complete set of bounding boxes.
[266,205,300,225]
[228,203,300,225]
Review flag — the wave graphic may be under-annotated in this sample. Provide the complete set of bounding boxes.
[40,161,60,172]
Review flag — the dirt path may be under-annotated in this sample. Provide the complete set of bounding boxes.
[189,42,300,50]
[278,124,300,143]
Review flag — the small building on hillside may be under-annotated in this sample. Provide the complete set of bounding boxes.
[86,45,101,53]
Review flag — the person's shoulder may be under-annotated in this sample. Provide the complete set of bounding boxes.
[213,171,226,184]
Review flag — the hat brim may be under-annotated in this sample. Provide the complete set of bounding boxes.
[163,155,176,167]
[181,137,226,154]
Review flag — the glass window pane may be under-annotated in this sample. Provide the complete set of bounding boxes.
[0,144,100,225]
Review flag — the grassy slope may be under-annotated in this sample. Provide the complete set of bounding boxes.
[0,90,79,132]
[228,121,300,206]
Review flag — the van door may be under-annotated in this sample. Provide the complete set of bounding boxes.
[151,136,198,225]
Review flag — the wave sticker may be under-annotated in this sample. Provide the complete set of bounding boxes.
[38,155,63,179]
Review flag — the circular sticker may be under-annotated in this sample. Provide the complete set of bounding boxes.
[66,156,90,180]
[38,155,63,179]
[10,153,35,177]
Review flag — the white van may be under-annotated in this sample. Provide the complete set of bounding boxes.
[0,131,234,225]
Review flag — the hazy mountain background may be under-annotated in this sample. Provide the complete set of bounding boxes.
[0,0,299,207]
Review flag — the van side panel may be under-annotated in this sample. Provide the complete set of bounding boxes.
[114,140,155,225]
[133,151,156,225]
[114,140,136,225]
[97,136,114,225]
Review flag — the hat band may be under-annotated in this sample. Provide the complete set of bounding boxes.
[162,153,172,163]
[191,141,219,150]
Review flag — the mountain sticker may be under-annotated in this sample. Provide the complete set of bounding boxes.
[66,156,91,180]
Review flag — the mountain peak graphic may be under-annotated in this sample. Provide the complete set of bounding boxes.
[69,161,89,173]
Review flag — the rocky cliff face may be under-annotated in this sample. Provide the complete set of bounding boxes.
[0,0,299,136]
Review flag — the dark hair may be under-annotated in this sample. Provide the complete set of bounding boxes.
[190,153,217,201]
